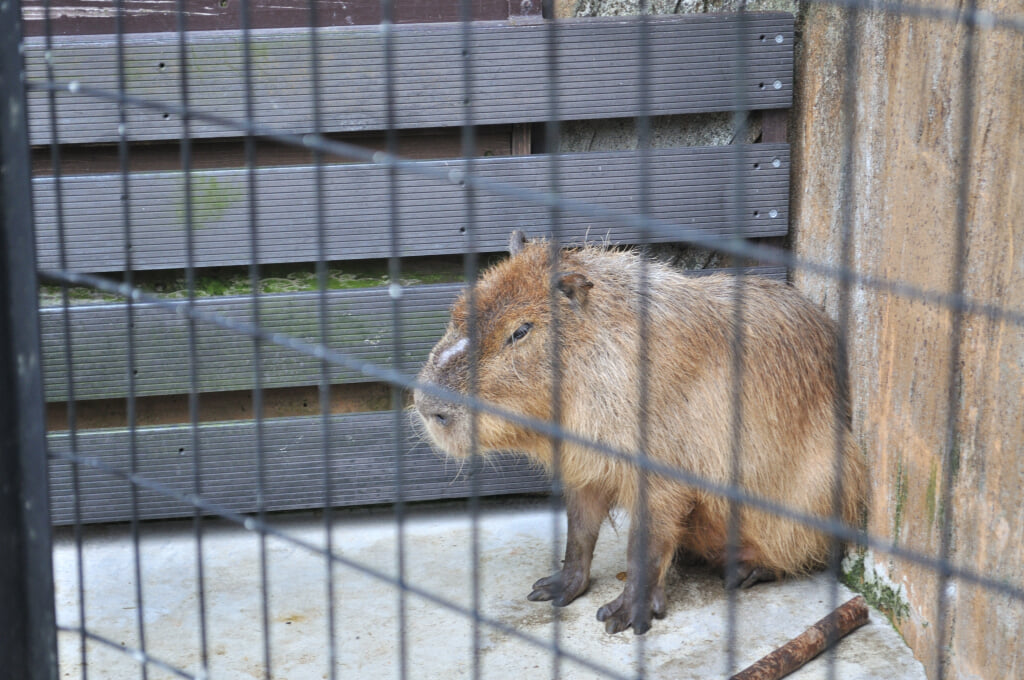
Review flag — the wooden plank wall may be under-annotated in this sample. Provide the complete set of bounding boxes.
[33,145,791,272]
[27,4,795,524]
[48,412,547,524]
[25,17,792,145]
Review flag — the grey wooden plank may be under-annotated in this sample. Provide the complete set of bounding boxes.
[41,267,787,403]
[33,144,791,272]
[25,13,794,145]
[40,283,462,403]
[47,411,551,524]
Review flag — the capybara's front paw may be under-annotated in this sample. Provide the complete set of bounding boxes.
[527,566,590,607]
[596,586,666,635]
[532,565,589,606]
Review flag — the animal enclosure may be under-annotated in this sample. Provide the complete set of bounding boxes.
[1,0,1021,678]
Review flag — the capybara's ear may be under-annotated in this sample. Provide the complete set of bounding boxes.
[509,230,529,256]
[557,271,594,308]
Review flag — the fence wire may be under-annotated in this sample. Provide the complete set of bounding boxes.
[1,0,1022,679]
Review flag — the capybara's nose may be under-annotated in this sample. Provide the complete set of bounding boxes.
[415,391,454,428]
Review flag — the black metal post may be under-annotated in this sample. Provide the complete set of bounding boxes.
[0,0,60,678]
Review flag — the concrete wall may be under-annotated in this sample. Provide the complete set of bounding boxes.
[791,2,1024,679]
[556,1,1023,678]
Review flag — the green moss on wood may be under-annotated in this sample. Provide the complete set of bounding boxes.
[179,174,246,230]
[37,257,471,308]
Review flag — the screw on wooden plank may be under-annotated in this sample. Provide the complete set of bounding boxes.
[729,595,870,680]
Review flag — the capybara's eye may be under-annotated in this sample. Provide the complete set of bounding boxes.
[510,323,533,344]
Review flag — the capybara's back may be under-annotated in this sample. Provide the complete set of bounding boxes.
[414,234,865,634]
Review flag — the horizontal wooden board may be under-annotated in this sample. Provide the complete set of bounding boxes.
[41,268,787,404]
[33,144,791,273]
[22,0,523,37]
[47,411,550,524]
[40,283,461,403]
[25,13,794,145]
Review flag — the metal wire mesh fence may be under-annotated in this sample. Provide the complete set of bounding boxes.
[1,0,1022,678]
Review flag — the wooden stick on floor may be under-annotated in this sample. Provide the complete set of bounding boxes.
[729,595,871,680]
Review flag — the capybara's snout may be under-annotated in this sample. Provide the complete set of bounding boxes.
[413,388,457,430]
[412,381,474,458]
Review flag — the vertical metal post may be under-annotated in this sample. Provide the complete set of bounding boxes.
[0,1,60,679]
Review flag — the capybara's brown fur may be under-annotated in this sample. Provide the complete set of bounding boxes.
[414,233,865,634]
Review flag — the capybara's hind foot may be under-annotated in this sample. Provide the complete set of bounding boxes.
[528,566,590,607]
[724,564,777,590]
[596,584,667,635]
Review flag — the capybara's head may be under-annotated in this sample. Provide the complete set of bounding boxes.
[413,231,593,459]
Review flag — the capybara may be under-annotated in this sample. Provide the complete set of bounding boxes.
[413,232,865,635]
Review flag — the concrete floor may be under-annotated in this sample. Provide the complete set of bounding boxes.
[53,500,927,680]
